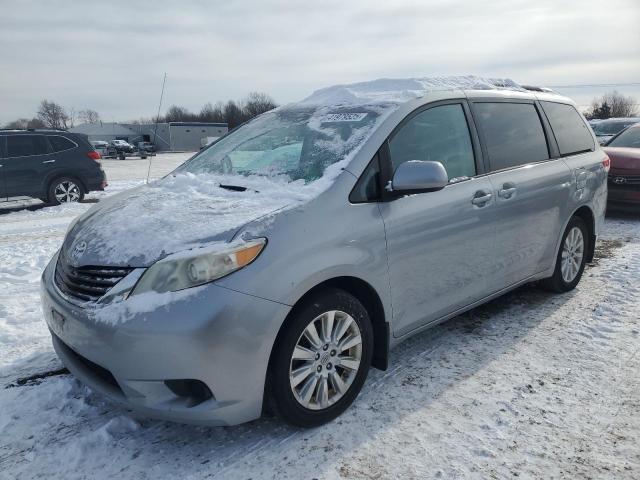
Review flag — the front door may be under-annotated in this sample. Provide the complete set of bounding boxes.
[0,137,6,200]
[4,134,52,198]
[379,102,499,337]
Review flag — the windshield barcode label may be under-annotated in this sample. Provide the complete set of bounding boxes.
[322,113,368,122]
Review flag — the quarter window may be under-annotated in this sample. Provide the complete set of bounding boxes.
[48,135,76,152]
[389,104,476,180]
[6,135,49,158]
[474,102,549,171]
[540,101,594,155]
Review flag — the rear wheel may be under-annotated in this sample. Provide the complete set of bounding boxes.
[269,289,373,427]
[47,177,84,205]
[542,216,589,292]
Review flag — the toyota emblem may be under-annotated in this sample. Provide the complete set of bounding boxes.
[613,177,627,184]
[71,240,87,261]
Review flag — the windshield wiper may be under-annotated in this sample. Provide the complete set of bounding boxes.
[218,184,260,193]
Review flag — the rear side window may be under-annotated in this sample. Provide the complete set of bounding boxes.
[48,135,76,152]
[474,102,549,171]
[389,104,476,180]
[540,101,594,156]
[6,135,49,158]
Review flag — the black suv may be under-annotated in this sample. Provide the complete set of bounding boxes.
[0,130,107,205]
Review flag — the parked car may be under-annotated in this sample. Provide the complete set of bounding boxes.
[90,140,109,157]
[107,139,135,159]
[41,78,607,428]
[591,117,640,145]
[137,141,155,153]
[603,123,640,209]
[0,129,107,204]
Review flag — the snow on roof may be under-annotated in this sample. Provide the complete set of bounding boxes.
[301,75,525,106]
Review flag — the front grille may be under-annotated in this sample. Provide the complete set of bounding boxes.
[55,255,133,303]
[609,174,640,185]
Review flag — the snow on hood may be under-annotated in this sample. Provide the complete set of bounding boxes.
[63,170,341,267]
[301,75,524,105]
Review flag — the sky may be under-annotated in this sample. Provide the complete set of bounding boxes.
[0,0,639,125]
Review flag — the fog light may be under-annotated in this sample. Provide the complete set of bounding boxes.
[164,379,213,404]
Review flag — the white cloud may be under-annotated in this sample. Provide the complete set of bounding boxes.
[0,0,638,123]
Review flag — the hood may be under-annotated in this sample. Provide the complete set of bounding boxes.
[62,173,318,267]
[604,147,640,174]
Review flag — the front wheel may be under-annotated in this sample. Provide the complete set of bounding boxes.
[47,177,84,205]
[269,289,373,427]
[542,216,589,292]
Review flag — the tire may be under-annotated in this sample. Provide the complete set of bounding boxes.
[118,152,126,160]
[268,288,373,427]
[47,177,85,205]
[542,216,589,292]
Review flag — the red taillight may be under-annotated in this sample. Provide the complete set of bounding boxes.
[602,154,610,172]
[87,150,101,162]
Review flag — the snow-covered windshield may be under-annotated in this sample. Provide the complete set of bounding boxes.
[175,104,389,183]
[607,126,640,148]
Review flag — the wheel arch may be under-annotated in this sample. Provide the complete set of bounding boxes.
[267,276,389,382]
[572,205,596,263]
[45,173,87,199]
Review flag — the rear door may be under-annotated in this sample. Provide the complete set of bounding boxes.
[4,134,54,198]
[470,100,573,288]
[539,100,602,203]
[378,101,500,337]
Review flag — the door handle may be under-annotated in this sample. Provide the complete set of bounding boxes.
[498,182,517,199]
[471,191,492,207]
[42,159,56,164]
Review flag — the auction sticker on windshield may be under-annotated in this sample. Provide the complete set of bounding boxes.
[322,113,368,122]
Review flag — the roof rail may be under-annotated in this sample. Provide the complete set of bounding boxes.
[521,85,555,93]
[0,128,67,132]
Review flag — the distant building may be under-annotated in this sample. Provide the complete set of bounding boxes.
[69,121,228,152]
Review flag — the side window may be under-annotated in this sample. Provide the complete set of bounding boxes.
[48,135,76,152]
[6,135,49,158]
[389,104,476,180]
[540,101,594,155]
[474,102,549,171]
[350,153,381,203]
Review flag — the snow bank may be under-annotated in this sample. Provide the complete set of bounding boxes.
[302,75,524,105]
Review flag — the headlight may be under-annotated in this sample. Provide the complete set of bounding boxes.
[130,238,266,296]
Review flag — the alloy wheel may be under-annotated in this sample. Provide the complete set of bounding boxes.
[289,310,362,410]
[54,181,81,203]
[561,226,584,283]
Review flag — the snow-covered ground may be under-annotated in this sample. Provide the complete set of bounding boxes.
[1,153,638,479]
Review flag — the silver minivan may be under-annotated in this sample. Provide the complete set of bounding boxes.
[41,77,608,427]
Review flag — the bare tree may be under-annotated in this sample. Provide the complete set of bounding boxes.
[164,105,193,122]
[37,99,70,129]
[79,109,100,124]
[243,92,277,118]
[4,118,30,129]
[199,102,225,123]
[4,117,47,129]
[223,100,245,129]
[586,91,638,119]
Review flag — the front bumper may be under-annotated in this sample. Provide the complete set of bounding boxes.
[40,252,291,426]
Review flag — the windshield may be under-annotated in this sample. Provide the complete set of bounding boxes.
[592,120,638,136]
[175,104,391,183]
[607,127,640,148]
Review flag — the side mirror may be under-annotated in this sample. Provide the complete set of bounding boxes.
[389,160,449,193]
